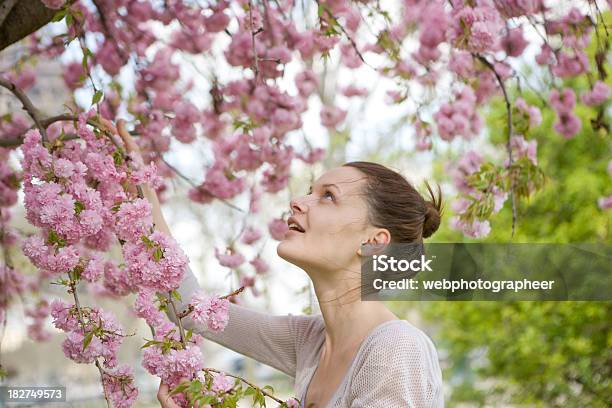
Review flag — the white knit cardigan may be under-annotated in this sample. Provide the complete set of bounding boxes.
[164,267,444,408]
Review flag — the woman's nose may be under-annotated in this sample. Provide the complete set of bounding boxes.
[290,196,308,214]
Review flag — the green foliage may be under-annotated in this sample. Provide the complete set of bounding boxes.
[392,13,612,407]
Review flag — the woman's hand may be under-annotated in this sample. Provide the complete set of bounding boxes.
[99,118,173,236]
[158,380,201,408]
[157,381,182,408]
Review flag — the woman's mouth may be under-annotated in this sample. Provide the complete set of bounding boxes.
[287,216,305,233]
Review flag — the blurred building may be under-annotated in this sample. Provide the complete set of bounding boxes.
[0,43,70,117]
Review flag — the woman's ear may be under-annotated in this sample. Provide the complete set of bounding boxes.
[371,228,391,246]
[356,228,390,256]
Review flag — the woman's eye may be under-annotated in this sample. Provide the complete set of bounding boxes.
[322,190,334,201]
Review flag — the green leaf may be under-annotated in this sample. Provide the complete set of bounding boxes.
[51,8,67,22]
[140,339,160,349]
[112,150,124,166]
[74,201,85,215]
[92,90,104,105]
[83,331,94,351]
[153,247,163,261]
[168,382,189,397]
[170,290,182,302]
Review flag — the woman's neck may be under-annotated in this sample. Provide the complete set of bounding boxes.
[310,268,399,352]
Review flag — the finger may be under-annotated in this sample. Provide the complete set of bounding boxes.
[157,381,181,408]
[96,117,117,135]
[116,120,140,154]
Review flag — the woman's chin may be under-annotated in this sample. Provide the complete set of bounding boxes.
[277,240,305,265]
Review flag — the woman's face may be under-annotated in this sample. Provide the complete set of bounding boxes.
[277,166,373,275]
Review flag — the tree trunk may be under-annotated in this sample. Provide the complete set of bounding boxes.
[0,0,56,52]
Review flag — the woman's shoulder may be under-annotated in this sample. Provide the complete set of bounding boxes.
[350,320,444,407]
[369,319,438,350]
[358,319,442,380]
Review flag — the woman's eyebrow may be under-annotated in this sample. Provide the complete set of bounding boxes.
[322,183,341,192]
[308,183,341,192]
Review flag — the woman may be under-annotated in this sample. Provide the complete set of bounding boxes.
[114,122,444,407]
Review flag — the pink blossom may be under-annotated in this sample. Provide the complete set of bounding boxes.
[50,299,80,332]
[515,98,542,129]
[598,196,612,210]
[214,247,245,268]
[114,198,153,241]
[102,365,139,408]
[295,69,319,97]
[341,85,369,97]
[131,162,164,190]
[297,148,325,165]
[551,51,589,78]
[549,88,576,112]
[41,0,65,9]
[450,217,491,238]
[505,135,538,166]
[268,217,289,241]
[134,289,167,327]
[190,291,230,333]
[83,254,105,282]
[320,105,347,129]
[501,27,528,57]
[7,68,36,91]
[581,81,611,106]
[553,110,582,139]
[103,261,135,296]
[122,231,188,292]
[241,227,262,245]
[250,257,269,274]
[211,373,234,393]
[63,61,86,90]
[142,343,204,387]
[285,398,300,408]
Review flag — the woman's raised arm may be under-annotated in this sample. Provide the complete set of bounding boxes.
[110,119,319,378]
[163,264,321,378]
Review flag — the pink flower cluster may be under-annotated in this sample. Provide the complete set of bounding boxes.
[447,150,494,238]
[449,1,503,53]
[102,365,139,408]
[189,291,230,333]
[549,88,581,138]
[214,247,245,268]
[142,340,204,388]
[435,88,482,141]
[25,299,52,342]
[122,230,188,292]
[268,217,289,241]
[514,98,542,133]
[598,160,612,211]
[581,81,611,107]
[51,299,125,369]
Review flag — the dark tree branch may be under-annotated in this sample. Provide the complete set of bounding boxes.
[0,76,48,142]
[0,0,56,51]
[0,0,18,27]
[475,54,517,238]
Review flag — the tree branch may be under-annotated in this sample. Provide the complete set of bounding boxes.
[475,54,517,238]
[0,76,48,142]
[0,0,56,51]
[0,0,18,27]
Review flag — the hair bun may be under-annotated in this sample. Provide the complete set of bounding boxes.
[422,181,443,239]
[422,201,441,239]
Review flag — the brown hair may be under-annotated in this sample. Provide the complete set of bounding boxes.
[343,161,444,241]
